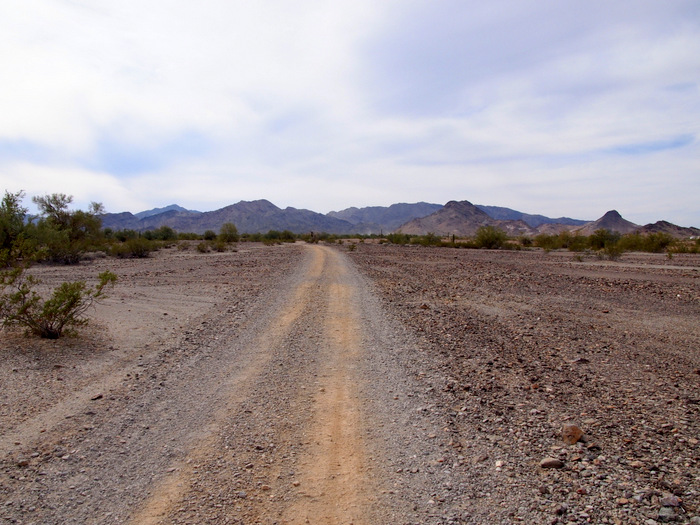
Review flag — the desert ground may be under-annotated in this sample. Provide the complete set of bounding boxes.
[0,242,698,524]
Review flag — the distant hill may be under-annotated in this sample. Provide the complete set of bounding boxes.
[638,221,700,238]
[397,200,534,236]
[575,210,639,236]
[134,204,199,220]
[327,202,442,234]
[476,205,587,227]
[102,199,355,234]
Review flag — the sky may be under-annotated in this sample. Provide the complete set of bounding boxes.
[1,1,699,227]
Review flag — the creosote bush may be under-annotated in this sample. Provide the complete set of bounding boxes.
[0,268,117,339]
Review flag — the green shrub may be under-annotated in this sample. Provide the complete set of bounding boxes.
[589,229,620,250]
[26,194,105,264]
[0,190,29,266]
[603,243,623,260]
[113,229,138,242]
[218,222,240,243]
[386,233,411,245]
[534,233,559,250]
[196,242,210,253]
[0,267,117,339]
[203,230,217,241]
[110,237,156,258]
[519,236,533,247]
[474,226,507,249]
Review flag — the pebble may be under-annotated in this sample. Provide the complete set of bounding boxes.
[540,458,564,469]
[659,494,681,507]
[561,424,583,445]
[657,507,676,522]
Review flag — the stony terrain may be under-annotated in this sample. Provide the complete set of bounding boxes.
[348,244,700,524]
[0,242,698,524]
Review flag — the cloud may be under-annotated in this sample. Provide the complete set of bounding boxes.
[0,0,698,226]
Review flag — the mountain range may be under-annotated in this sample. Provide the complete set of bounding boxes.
[100,200,699,238]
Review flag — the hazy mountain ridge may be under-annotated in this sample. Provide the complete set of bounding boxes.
[103,200,356,235]
[475,205,588,227]
[134,204,199,220]
[328,202,443,232]
[101,200,698,238]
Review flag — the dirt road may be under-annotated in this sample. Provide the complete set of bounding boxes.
[1,244,462,524]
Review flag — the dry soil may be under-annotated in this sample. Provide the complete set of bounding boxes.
[1,242,698,525]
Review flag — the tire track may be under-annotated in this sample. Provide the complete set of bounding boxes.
[280,248,375,524]
[128,246,327,524]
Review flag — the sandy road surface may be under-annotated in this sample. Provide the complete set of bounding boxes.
[1,244,460,524]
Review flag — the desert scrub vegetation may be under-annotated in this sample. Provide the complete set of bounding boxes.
[533,229,689,258]
[474,225,508,249]
[23,193,106,264]
[0,268,117,339]
[0,190,118,338]
[109,237,159,258]
[218,222,240,243]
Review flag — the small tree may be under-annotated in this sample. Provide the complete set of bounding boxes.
[30,193,104,263]
[474,225,507,249]
[0,268,117,339]
[218,222,239,243]
[0,190,29,266]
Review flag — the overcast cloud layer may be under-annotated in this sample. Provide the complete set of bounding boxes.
[1,0,698,226]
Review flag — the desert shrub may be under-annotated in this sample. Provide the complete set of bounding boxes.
[386,233,411,245]
[519,236,533,247]
[177,241,189,251]
[241,232,262,242]
[474,226,507,249]
[177,232,200,240]
[533,234,559,250]
[212,240,227,252]
[670,239,700,254]
[411,233,442,246]
[203,230,217,241]
[347,243,357,252]
[113,229,138,242]
[280,230,296,242]
[110,238,156,258]
[27,194,105,264]
[0,190,31,266]
[28,224,82,264]
[218,222,240,243]
[0,267,117,339]
[589,229,620,251]
[196,242,210,253]
[603,243,623,260]
[618,232,674,253]
[554,231,588,252]
[143,226,178,241]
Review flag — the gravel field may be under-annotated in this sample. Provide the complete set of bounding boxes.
[1,242,698,524]
[348,243,700,524]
